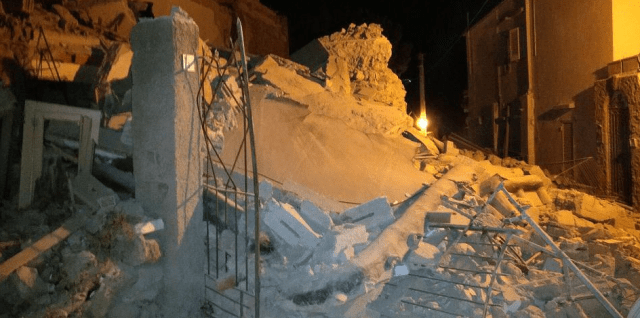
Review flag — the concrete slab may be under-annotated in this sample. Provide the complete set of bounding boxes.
[263,199,321,248]
[340,197,394,232]
[300,200,333,234]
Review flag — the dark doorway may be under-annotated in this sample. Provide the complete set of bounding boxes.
[609,91,632,204]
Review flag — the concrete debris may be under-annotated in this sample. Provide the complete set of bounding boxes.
[263,199,322,249]
[338,197,395,233]
[299,200,333,235]
[3,6,640,318]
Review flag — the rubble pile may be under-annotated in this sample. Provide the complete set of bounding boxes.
[2,7,640,317]
[204,155,640,317]
[292,23,407,111]
[0,198,165,317]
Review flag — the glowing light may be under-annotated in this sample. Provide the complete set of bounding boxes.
[416,115,428,132]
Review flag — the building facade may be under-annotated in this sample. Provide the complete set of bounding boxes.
[465,0,640,204]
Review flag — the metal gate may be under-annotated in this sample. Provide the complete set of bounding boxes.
[609,91,632,204]
[199,19,261,318]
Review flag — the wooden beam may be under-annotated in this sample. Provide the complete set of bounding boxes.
[0,215,84,283]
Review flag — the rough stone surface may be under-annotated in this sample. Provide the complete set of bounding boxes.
[293,23,406,110]
[116,199,145,218]
[594,73,640,207]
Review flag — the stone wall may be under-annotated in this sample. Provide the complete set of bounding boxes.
[594,73,640,207]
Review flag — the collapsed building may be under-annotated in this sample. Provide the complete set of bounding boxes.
[0,2,640,318]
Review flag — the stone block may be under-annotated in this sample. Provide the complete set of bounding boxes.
[263,199,321,248]
[299,200,333,234]
[340,197,394,232]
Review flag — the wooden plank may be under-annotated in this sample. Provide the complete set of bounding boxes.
[0,215,84,283]
[78,115,94,175]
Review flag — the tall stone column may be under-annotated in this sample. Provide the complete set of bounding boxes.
[130,7,203,317]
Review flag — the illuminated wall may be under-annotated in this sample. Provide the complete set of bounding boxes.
[531,0,613,172]
[613,0,640,60]
[148,0,289,57]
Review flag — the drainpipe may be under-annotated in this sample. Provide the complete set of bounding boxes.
[525,0,536,164]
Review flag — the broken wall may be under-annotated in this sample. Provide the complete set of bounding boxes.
[594,72,640,207]
[148,0,288,57]
[292,23,407,111]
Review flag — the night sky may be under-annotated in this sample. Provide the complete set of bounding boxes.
[261,0,502,134]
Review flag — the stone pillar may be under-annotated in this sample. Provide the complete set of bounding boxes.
[130,8,203,317]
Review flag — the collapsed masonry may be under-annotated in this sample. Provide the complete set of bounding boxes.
[292,23,407,111]
[1,7,640,318]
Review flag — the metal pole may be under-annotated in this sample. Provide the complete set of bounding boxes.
[236,18,260,318]
[418,53,426,116]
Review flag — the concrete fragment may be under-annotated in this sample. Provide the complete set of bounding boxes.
[504,175,544,192]
[574,193,621,223]
[253,55,325,102]
[406,241,441,271]
[263,199,321,248]
[299,200,333,234]
[340,197,394,232]
[333,224,369,259]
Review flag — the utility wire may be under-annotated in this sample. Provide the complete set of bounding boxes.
[426,0,493,72]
